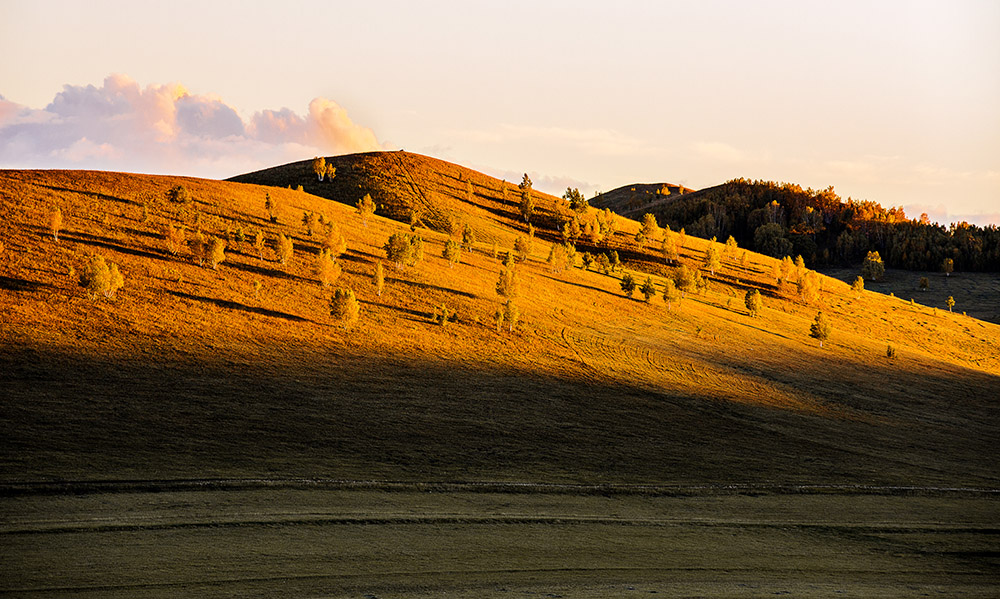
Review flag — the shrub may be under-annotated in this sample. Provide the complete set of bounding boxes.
[851,276,864,298]
[886,344,897,359]
[745,288,763,317]
[276,233,294,265]
[433,304,451,326]
[167,185,190,204]
[330,287,360,326]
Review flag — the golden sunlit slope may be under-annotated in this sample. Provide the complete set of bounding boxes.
[1,162,999,490]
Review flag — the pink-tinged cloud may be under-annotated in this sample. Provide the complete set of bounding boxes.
[0,74,385,178]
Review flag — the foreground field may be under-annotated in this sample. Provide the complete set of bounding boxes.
[3,485,998,598]
[1,157,998,596]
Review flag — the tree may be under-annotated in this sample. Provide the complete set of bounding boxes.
[78,255,124,300]
[264,193,277,222]
[581,252,594,271]
[608,250,621,273]
[207,237,226,270]
[641,213,659,240]
[942,258,954,277]
[596,252,611,274]
[461,223,476,251]
[330,287,360,326]
[164,224,185,255]
[639,276,657,302]
[252,229,265,260]
[443,238,461,267]
[316,250,342,287]
[276,233,294,265]
[946,296,955,312]
[662,279,680,310]
[851,276,864,298]
[383,232,412,268]
[798,270,820,303]
[496,267,518,298]
[810,312,831,347]
[620,272,636,297]
[433,303,452,326]
[519,188,534,222]
[167,185,191,204]
[373,261,385,296]
[919,277,929,291]
[321,224,347,259]
[188,231,207,266]
[325,163,337,182]
[724,235,738,258]
[357,193,376,226]
[675,264,696,296]
[703,244,721,276]
[502,299,520,332]
[779,256,795,283]
[754,223,792,258]
[661,231,679,264]
[564,187,588,213]
[312,156,327,181]
[794,255,806,281]
[302,211,319,236]
[513,236,530,262]
[861,251,885,281]
[745,288,763,317]
[49,207,63,241]
[408,234,424,265]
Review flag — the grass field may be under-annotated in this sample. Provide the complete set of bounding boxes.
[1,154,998,596]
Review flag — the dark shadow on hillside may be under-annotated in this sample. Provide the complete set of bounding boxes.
[388,277,478,299]
[538,273,622,300]
[0,275,54,293]
[358,298,429,321]
[60,231,174,263]
[165,290,311,323]
[39,184,140,207]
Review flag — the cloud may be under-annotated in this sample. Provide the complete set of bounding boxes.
[0,74,385,177]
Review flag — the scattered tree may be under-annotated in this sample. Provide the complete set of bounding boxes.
[316,250,342,287]
[253,229,265,260]
[641,213,659,240]
[639,276,657,302]
[861,250,885,281]
[810,311,831,347]
[78,255,124,300]
[325,163,337,182]
[608,250,621,273]
[502,299,520,332]
[946,296,955,312]
[513,236,530,262]
[383,232,412,268]
[188,231,207,266]
[276,233,294,265]
[851,276,864,298]
[724,235,738,258]
[302,211,319,236]
[461,223,476,251]
[519,188,533,223]
[581,252,594,271]
[496,267,518,298]
[703,243,721,276]
[321,224,347,258]
[942,257,954,277]
[745,288,763,317]
[264,193,277,222]
[164,224,185,255]
[49,207,63,241]
[798,270,821,303]
[206,237,226,270]
[167,185,191,204]
[443,238,461,267]
[675,264,696,296]
[662,279,680,310]
[433,303,452,326]
[661,231,679,264]
[373,261,385,297]
[886,344,897,359]
[919,277,929,291]
[312,156,327,181]
[408,234,424,265]
[356,193,376,226]
[330,287,360,326]
[620,272,636,298]
[596,252,611,274]
[564,187,588,213]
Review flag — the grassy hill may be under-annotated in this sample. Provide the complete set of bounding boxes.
[2,154,999,596]
[589,181,699,219]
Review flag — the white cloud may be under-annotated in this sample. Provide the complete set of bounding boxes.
[0,74,386,177]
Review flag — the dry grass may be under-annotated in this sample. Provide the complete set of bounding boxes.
[1,157,999,596]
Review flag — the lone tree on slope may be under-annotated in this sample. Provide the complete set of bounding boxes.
[49,207,63,241]
[745,288,763,317]
[356,193,376,226]
[810,311,832,348]
[620,272,636,298]
[861,250,885,281]
[312,156,327,181]
[851,276,864,298]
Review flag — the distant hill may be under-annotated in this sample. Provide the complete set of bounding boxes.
[590,182,698,218]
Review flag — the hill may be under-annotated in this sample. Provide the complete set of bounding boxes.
[588,181,697,217]
[2,155,999,596]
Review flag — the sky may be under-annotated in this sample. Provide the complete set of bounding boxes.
[1,0,998,226]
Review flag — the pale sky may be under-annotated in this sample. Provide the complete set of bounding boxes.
[1,0,998,225]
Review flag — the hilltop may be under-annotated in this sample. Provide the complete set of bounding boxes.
[589,181,698,217]
[2,153,999,596]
